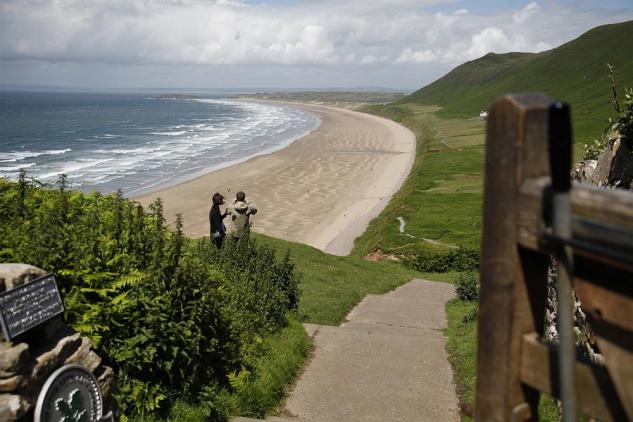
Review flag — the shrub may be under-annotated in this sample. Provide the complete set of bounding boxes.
[0,177,301,419]
[583,136,608,160]
[403,247,479,273]
[455,272,479,302]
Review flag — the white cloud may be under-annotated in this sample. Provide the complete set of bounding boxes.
[514,2,541,24]
[396,48,437,64]
[216,0,248,7]
[0,0,631,88]
[466,27,512,58]
[359,54,379,65]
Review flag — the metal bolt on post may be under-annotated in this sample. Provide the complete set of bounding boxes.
[549,101,577,422]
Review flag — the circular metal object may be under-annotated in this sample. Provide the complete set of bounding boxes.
[34,364,104,422]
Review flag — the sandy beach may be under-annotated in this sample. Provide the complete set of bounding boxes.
[134,102,415,255]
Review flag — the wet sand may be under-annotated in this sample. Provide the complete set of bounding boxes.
[133,102,415,255]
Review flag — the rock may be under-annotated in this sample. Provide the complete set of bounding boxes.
[587,133,633,189]
[0,343,29,378]
[65,337,102,372]
[0,394,29,420]
[95,366,116,399]
[608,138,633,188]
[590,138,619,186]
[0,264,47,293]
[31,334,82,382]
[572,160,597,182]
[0,375,23,393]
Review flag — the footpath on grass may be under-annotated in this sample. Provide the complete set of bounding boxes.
[233,279,459,422]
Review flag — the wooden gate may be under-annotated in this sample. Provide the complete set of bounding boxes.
[476,94,633,421]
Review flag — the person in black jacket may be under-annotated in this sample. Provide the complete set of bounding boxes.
[209,192,227,249]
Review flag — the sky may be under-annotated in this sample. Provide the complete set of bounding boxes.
[1,0,632,91]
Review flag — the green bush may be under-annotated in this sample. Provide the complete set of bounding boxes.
[455,272,479,302]
[403,247,479,273]
[584,86,633,160]
[0,176,300,419]
[615,88,633,149]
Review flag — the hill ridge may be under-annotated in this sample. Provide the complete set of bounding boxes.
[404,20,633,145]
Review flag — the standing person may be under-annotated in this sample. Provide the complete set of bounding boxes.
[226,191,257,242]
[209,192,227,249]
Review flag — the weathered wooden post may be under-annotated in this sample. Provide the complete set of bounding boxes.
[476,93,633,421]
[476,94,551,421]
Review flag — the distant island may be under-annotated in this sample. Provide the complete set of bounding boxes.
[235,91,406,104]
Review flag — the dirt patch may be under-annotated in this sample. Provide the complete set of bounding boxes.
[362,249,401,262]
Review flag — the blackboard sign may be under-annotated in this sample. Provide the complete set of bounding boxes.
[0,274,64,341]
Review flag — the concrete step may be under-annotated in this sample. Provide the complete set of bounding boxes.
[231,280,459,422]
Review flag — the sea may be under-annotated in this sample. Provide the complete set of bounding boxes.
[0,91,320,196]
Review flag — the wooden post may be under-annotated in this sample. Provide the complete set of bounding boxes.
[476,94,551,421]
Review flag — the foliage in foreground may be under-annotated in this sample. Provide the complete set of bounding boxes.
[0,174,300,419]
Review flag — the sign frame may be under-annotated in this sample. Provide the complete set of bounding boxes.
[0,273,65,341]
[33,364,105,422]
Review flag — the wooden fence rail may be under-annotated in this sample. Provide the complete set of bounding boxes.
[475,94,633,421]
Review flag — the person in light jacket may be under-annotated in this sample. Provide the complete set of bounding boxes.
[226,191,257,242]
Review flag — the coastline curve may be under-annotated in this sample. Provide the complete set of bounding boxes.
[134,101,416,256]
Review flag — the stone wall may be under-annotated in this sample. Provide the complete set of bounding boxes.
[546,129,632,365]
[0,264,117,421]
[573,128,633,189]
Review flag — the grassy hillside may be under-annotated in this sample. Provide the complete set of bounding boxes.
[352,103,485,257]
[405,20,633,147]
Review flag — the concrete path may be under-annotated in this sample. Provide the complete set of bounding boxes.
[233,279,459,422]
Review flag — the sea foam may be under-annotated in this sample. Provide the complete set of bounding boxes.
[0,96,320,195]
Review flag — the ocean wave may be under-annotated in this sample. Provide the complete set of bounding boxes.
[94,147,161,155]
[149,131,188,136]
[0,162,37,172]
[4,97,320,196]
[38,158,114,179]
[0,149,71,163]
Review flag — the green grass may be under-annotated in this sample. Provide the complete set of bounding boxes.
[405,20,633,152]
[445,298,478,419]
[221,315,312,418]
[251,232,453,325]
[352,103,484,256]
